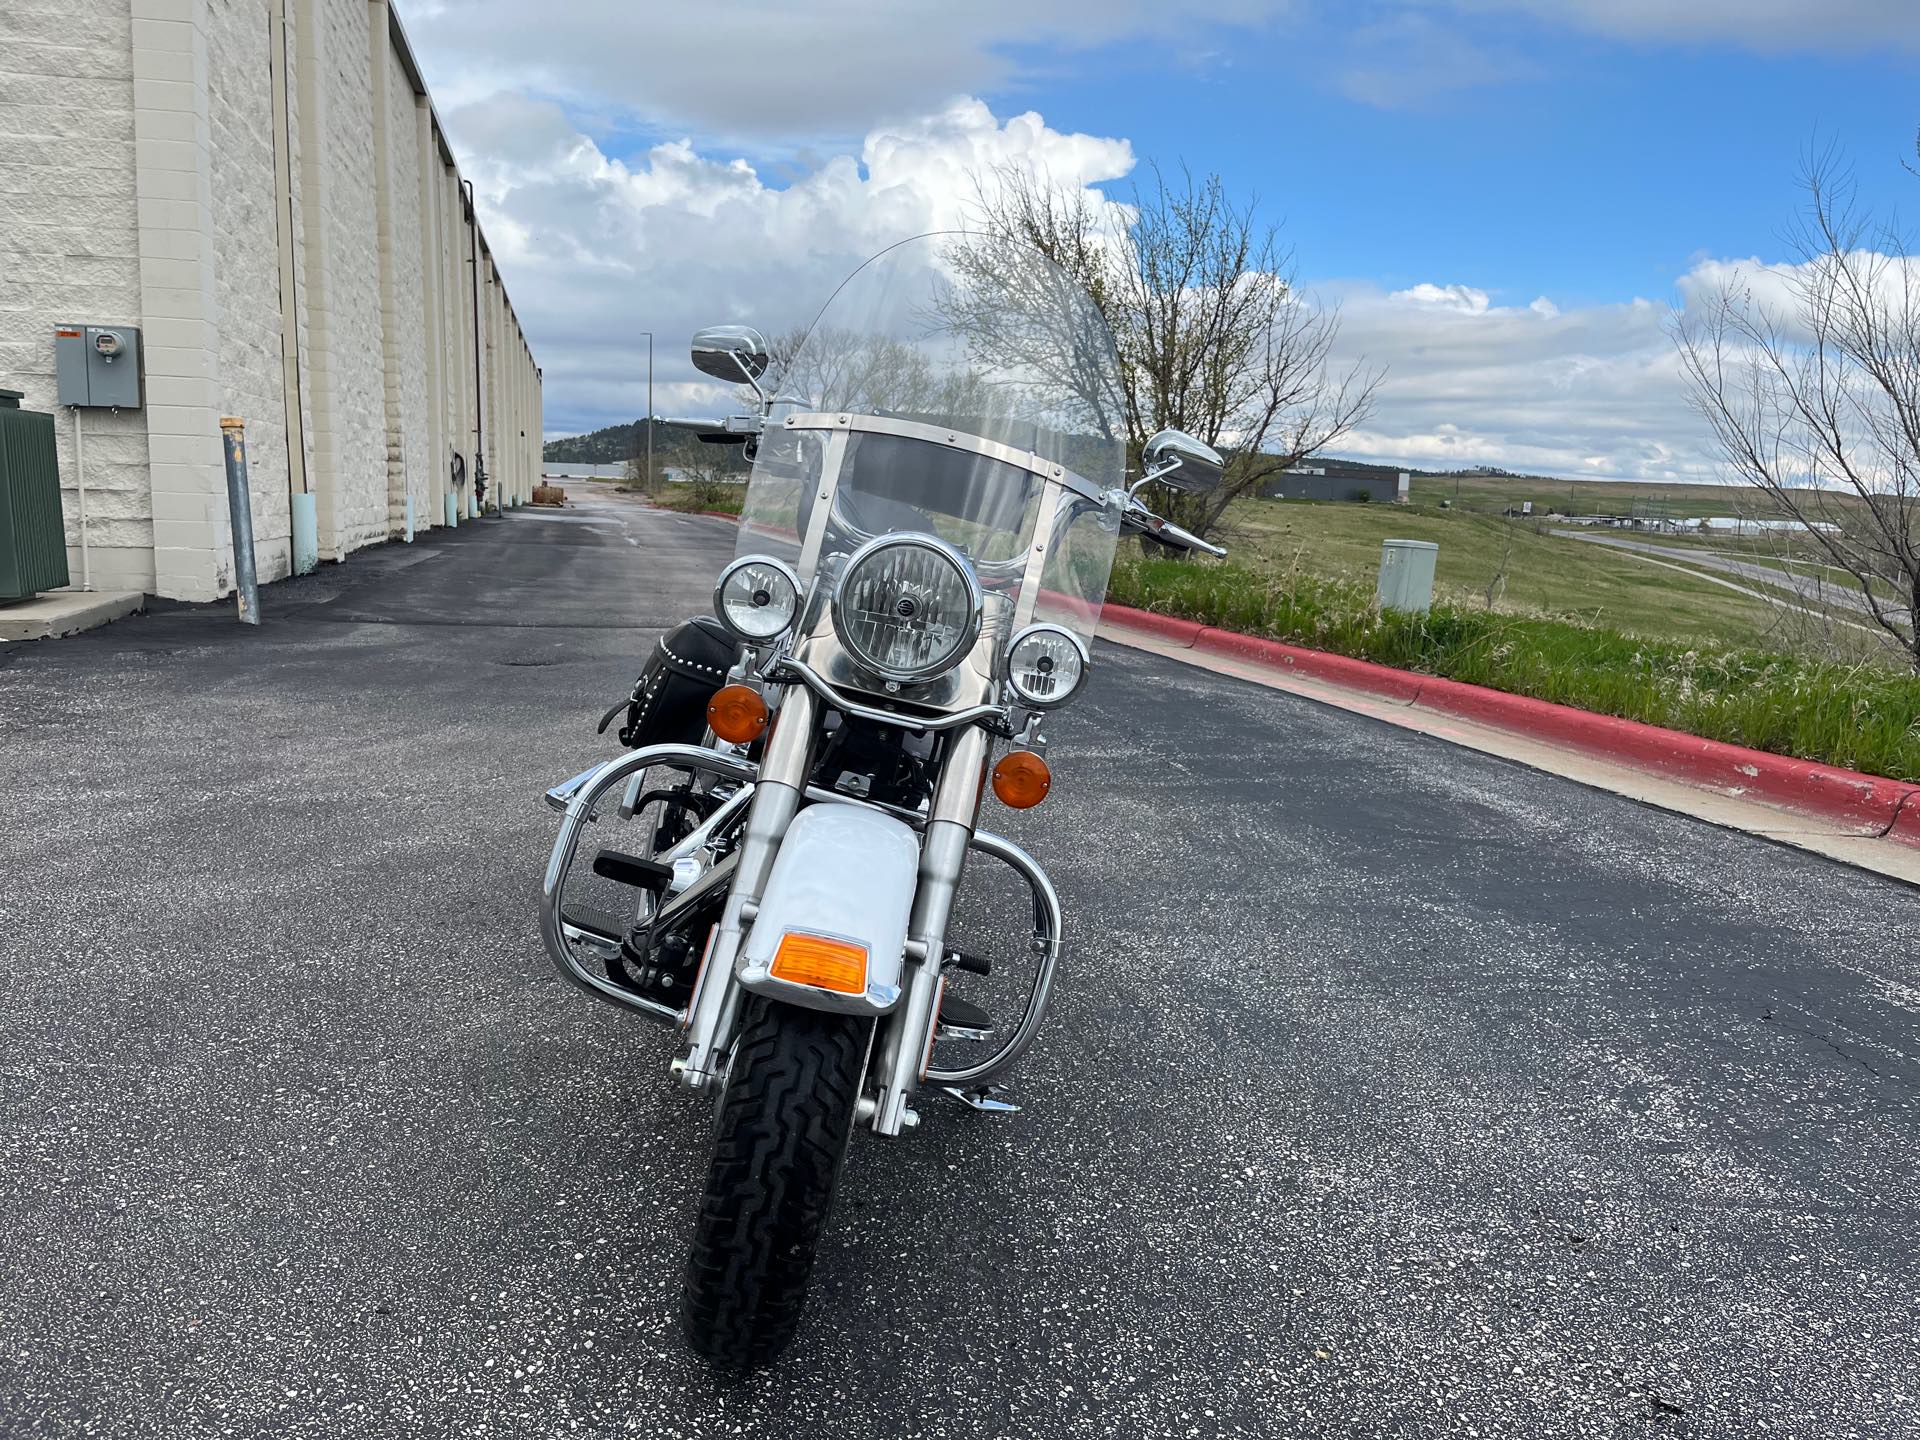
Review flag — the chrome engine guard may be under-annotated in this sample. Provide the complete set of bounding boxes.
[539,742,1065,1088]
[540,743,757,1023]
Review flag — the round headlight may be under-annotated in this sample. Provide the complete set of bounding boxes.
[1006,624,1089,708]
[831,534,983,684]
[713,555,801,641]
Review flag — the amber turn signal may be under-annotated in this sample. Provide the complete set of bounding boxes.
[991,749,1052,809]
[769,932,869,995]
[707,684,769,744]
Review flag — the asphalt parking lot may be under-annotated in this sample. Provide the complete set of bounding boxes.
[2,488,1915,1439]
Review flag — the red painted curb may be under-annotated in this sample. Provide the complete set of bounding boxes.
[1099,603,1205,648]
[1100,605,1920,846]
[1411,674,1914,833]
[1192,626,1426,703]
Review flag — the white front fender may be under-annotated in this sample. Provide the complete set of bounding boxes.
[736,802,920,1015]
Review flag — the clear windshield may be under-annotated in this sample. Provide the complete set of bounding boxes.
[736,233,1126,649]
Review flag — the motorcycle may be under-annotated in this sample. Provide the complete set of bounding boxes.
[538,232,1225,1366]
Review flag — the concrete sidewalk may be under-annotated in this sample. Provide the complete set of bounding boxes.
[0,587,145,641]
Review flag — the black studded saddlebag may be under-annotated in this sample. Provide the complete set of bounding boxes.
[598,616,741,749]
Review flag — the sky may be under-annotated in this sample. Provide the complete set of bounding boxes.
[401,0,1920,483]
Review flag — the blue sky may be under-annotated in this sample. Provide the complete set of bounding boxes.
[407,0,1920,478]
[1025,19,1920,308]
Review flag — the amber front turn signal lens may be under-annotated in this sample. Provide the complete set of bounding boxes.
[707,684,769,744]
[991,750,1052,809]
[769,932,869,995]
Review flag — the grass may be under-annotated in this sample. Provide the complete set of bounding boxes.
[1109,554,1920,783]
[1604,531,1906,609]
[614,480,746,515]
[1404,470,1876,524]
[1222,499,1787,646]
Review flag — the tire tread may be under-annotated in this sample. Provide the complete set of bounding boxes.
[683,1001,867,1366]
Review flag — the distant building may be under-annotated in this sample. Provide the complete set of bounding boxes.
[1260,466,1410,504]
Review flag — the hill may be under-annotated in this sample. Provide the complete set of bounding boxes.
[542,426,1782,523]
[543,418,728,464]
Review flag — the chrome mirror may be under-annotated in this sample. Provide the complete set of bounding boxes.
[1140,429,1224,494]
[692,326,771,386]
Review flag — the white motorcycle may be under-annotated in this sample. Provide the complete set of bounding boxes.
[539,233,1224,1366]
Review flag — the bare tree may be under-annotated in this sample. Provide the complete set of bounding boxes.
[1675,145,1920,669]
[955,163,1381,540]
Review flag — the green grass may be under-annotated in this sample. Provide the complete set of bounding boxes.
[1404,470,1876,524]
[1223,499,1787,646]
[1605,532,1904,608]
[1109,555,1920,783]
[615,480,746,515]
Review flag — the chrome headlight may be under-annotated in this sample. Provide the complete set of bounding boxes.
[1005,623,1089,708]
[714,555,802,641]
[831,534,983,684]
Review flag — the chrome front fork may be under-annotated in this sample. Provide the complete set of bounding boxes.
[871,726,989,1135]
[675,696,988,1134]
[676,685,818,1088]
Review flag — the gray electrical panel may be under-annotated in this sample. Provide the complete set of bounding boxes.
[1377,538,1439,615]
[55,324,144,409]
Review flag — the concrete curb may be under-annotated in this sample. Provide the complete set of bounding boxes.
[1103,602,1920,848]
[0,589,147,642]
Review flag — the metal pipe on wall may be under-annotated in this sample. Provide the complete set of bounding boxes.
[220,417,261,625]
[461,177,485,511]
[70,406,91,592]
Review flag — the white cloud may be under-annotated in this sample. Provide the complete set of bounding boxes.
[452,87,1875,487]
[405,0,1288,147]
[1322,279,1708,480]
[1332,245,1920,479]
[1392,282,1492,313]
[451,97,1135,437]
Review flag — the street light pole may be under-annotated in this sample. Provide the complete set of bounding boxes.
[632,331,654,490]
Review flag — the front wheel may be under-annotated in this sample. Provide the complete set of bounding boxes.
[683,1000,870,1366]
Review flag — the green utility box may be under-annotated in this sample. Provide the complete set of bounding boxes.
[0,390,71,600]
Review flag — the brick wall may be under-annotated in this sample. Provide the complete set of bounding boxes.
[0,0,154,593]
[208,0,292,580]
[299,0,385,559]
[376,30,428,534]
[0,0,541,601]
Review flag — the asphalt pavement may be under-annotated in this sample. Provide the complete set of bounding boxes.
[1,487,1915,1439]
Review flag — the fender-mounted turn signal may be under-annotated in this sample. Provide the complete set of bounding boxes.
[707,683,769,744]
[770,932,869,995]
[991,750,1052,809]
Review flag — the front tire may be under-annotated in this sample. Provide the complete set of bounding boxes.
[683,1000,870,1366]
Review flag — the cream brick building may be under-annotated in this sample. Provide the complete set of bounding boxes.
[0,0,541,603]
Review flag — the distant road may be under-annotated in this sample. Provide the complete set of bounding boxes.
[1552,529,1905,623]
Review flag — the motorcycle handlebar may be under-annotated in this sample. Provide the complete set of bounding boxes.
[1122,500,1228,558]
[1154,520,1227,558]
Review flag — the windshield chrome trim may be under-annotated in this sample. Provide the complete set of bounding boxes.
[782,411,1111,505]
[1011,480,1065,632]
